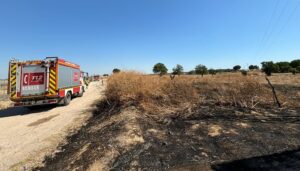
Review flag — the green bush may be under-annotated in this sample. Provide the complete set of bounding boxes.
[290,59,300,68]
[233,65,241,71]
[153,63,168,76]
[261,61,279,76]
[241,70,248,76]
[276,62,290,73]
[172,64,184,75]
[112,68,121,73]
[195,64,208,76]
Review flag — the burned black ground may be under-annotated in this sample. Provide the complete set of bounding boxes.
[112,106,300,170]
[35,100,300,171]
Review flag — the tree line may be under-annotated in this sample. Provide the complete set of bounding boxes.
[151,59,300,76]
[111,59,300,76]
[261,60,300,76]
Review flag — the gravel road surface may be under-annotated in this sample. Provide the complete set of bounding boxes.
[0,82,104,170]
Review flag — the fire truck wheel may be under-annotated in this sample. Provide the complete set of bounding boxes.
[26,106,40,110]
[77,87,84,97]
[63,92,72,106]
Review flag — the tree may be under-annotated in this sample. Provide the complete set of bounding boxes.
[153,63,168,76]
[289,68,297,75]
[172,64,184,75]
[233,65,241,71]
[112,68,121,73]
[241,70,248,76]
[208,69,217,75]
[195,64,208,77]
[215,69,233,73]
[261,61,279,76]
[297,66,300,72]
[249,65,259,70]
[290,59,300,68]
[187,70,195,75]
[276,62,290,73]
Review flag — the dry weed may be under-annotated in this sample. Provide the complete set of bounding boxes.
[197,76,275,108]
[105,72,290,115]
[105,72,199,114]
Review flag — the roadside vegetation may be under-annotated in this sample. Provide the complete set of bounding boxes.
[38,70,300,170]
[105,58,300,116]
[0,80,10,110]
[105,71,299,119]
[257,59,300,76]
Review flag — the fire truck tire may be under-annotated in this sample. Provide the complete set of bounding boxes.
[77,87,84,97]
[26,106,40,110]
[63,92,72,106]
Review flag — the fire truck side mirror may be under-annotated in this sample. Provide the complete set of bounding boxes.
[50,61,55,67]
[41,61,47,67]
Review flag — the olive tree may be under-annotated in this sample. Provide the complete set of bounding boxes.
[112,68,121,73]
[153,63,168,76]
[195,64,208,77]
[172,64,184,75]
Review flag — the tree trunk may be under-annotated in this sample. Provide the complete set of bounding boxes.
[265,76,281,108]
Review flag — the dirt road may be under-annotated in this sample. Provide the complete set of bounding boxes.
[0,82,104,170]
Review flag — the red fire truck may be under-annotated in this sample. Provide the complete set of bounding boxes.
[7,57,88,107]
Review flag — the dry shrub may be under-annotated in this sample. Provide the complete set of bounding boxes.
[105,72,287,114]
[190,75,283,108]
[0,101,11,110]
[0,89,10,110]
[198,76,275,108]
[105,72,199,114]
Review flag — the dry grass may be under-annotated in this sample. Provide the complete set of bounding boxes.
[0,101,11,110]
[105,71,199,114]
[104,71,294,116]
[181,71,300,86]
[251,72,300,86]
[194,75,276,108]
[0,80,10,110]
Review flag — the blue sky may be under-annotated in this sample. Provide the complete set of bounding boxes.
[1,0,300,78]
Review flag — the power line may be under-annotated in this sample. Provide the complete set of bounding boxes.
[264,0,300,52]
[262,0,290,52]
[256,0,280,56]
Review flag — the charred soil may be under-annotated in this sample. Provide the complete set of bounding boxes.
[35,102,300,171]
[35,73,300,170]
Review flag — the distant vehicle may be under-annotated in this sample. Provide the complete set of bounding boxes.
[7,57,88,107]
[92,75,101,81]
